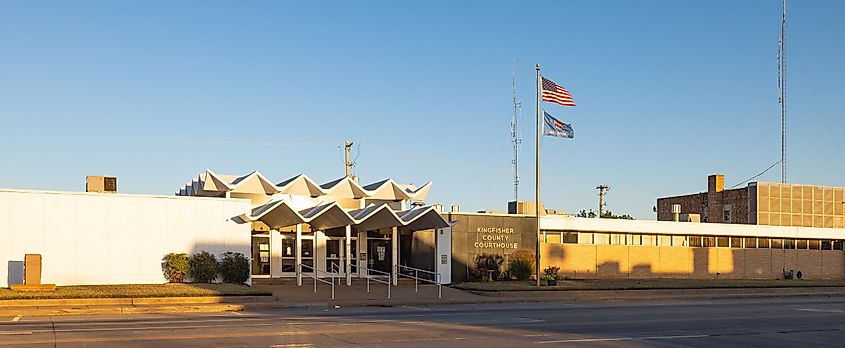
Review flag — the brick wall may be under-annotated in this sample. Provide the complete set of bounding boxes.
[657,174,749,224]
[657,193,705,221]
[541,243,845,279]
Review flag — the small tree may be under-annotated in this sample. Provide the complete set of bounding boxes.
[189,251,219,283]
[163,253,189,283]
[219,252,250,284]
[508,249,535,281]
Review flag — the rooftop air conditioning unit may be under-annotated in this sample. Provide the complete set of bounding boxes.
[86,176,117,193]
[784,269,803,280]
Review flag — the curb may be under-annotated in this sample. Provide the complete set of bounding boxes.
[3,288,845,317]
[0,295,273,307]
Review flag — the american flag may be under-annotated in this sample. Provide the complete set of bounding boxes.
[541,76,576,107]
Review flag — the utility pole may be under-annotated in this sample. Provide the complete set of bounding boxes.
[596,185,609,218]
[344,140,354,178]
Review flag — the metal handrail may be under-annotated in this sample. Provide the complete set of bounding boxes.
[329,262,344,285]
[297,263,336,299]
[359,266,391,299]
[396,265,442,299]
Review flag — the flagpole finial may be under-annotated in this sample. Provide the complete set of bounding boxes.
[536,64,540,70]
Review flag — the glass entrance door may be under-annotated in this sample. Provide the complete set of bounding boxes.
[325,237,357,276]
[367,238,392,275]
[251,234,270,276]
[301,237,314,273]
[325,239,341,274]
[280,233,314,275]
[281,234,295,274]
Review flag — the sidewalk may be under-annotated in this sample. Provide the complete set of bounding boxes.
[3,280,845,317]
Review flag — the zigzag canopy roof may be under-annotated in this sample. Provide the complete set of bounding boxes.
[240,200,450,231]
[177,170,432,201]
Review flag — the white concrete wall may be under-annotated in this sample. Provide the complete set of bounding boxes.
[0,189,252,288]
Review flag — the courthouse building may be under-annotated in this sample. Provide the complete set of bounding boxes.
[0,170,453,288]
[4,170,845,289]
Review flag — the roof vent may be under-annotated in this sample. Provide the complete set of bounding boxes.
[86,176,117,193]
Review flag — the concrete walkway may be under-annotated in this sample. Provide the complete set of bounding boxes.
[3,279,845,317]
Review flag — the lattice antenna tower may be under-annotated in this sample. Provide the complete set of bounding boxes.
[778,0,787,183]
[512,59,523,201]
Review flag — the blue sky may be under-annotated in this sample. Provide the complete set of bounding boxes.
[2,1,844,219]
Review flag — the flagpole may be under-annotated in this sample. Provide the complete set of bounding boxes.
[535,64,542,287]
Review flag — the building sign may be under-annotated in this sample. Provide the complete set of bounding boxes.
[473,226,518,249]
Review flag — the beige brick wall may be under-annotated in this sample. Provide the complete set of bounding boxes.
[743,249,772,279]
[540,243,845,280]
[821,252,845,278]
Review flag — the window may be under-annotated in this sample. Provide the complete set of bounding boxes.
[611,234,624,245]
[545,232,561,244]
[822,240,833,250]
[595,233,609,245]
[689,236,703,247]
[809,239,820,250]
[771,239,783,249]
[723,205,732,223]
[834,240,844,251]
[730,237,743,248]
[784,239,795,249]
[717,237,729,248]
[758,238,770,248]
[797,239,808,249]
[562,232,578,244]
[703,237,716,247]
[629,234,642,246]
[744,237,757,248]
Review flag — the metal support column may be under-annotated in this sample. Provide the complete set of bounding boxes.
[391,226,398,286]
[345,225,352,286]
[295,223,302,286]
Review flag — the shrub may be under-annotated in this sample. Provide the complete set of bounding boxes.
[543,265,561,281]
[508,248,535,281]
[473,254,504,281]
[189,251,219,283]
[163,253,189,283]
[219,252,251,284]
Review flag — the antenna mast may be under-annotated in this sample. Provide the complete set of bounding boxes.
[344,140,354,178]
[778,0,787,183]
[511,59,523,201]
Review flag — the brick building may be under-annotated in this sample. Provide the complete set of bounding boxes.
[658,174,845,228]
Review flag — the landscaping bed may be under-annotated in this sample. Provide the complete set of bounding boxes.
[452,278,845,292]
[0,283,272,300]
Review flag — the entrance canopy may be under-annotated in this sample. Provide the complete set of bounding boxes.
[240,200,450,231]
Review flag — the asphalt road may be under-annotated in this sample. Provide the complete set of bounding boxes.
[2,296,845,347]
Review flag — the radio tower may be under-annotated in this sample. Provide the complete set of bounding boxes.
[778,0,787,183]
[511,59,523,201]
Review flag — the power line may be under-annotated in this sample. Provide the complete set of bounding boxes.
[730,160,782,189]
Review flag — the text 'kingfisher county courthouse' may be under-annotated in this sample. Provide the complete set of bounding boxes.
[3,171,845,288]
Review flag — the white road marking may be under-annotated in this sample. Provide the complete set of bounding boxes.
[270,344,314,348]
[642,335,711,340]
[536,334,710,344]
[0,331,33,335]
[537,337,633,344]
[11,316,21,322]
[402,306,431,311]
[796,308,844,313]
